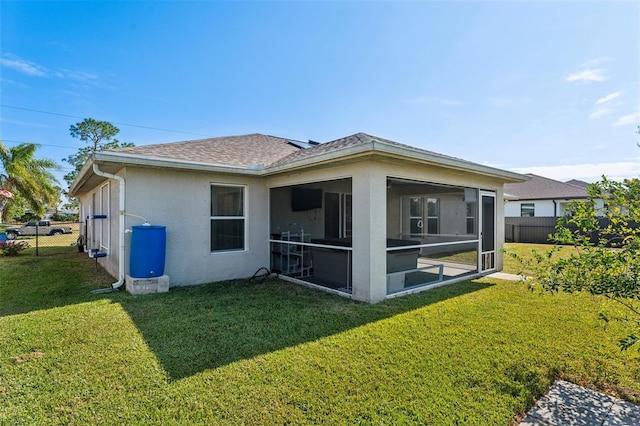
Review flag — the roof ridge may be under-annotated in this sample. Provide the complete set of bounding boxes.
[505,173,588,199]
[113,132,288,151]
[106,133,301,168]
[268,131,481,170]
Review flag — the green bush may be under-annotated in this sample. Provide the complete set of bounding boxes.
[0,240,30,256]
[506,177,640,351]
[14,212,40,222]
[50,212,79,221]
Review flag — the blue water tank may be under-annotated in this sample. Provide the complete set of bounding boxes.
[129,225,166,278]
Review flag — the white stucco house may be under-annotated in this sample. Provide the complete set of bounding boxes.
[504,174,599,217]
[69,132,526,303]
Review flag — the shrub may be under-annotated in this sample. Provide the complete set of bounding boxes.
[15,212,40,222]
[50,212,79,221]
[0,240,30,256]
[506,177,640,351]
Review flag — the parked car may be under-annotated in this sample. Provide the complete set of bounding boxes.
[4,221,73,240]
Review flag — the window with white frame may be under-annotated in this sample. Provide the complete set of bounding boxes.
[210,184,246,252]
[521,203,535,217]
[466,202,476,234]
[426,198,439,234]
[406,197,439,235]
[409,197,423,235]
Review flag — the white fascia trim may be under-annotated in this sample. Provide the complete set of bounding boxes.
[69,152,262,197]
[68,157,98,196]
[373,141,528,183]
[265,139,528,183]
[71,139,528,192]
[504,193,520,201]
[94,151,262,175]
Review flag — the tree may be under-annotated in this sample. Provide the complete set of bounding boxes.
[63,118,134,188]
[0,141,60,223]
[3,193,30,222]
[508,177,640,350]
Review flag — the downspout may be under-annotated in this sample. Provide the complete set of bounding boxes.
[92,163,126,289]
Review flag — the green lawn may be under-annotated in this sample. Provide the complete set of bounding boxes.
[501,242,574,276]
[1,245,638,425]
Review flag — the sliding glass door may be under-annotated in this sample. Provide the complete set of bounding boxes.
[324,192,352,239]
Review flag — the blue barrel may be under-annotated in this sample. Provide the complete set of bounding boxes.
[129,225,166,278]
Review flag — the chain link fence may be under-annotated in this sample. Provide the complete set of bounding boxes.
[0,221,81,256]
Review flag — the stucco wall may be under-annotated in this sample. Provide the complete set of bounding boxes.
[78,171,123,281]
[135,168,268,286]
[505,200,557,217]
[504,198,603,217]
[103,167,271,287]
[83,157,509,298]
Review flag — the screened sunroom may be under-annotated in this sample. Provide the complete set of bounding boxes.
[384,178,496,295]
[269,176,497,298]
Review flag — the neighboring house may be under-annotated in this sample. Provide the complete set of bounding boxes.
[69,132,526,303]
[565,179,589,189]
[504,174,599,217]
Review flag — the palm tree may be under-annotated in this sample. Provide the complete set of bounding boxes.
[0,141,60,223]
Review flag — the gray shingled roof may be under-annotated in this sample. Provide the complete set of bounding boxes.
[71,131,527,196]
[112,133,301,168]
[270,132,466,167]
[565,179,589,189]
[504,174,588,200]
[108,131,470,170]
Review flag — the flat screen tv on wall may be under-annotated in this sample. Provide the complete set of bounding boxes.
[291,188,323,211]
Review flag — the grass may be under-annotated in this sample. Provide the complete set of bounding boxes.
[431,249,477,265]
[1,245,639,425]
[501,242,575,276]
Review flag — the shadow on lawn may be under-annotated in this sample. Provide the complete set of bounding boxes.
[0,250,115,317]
[0,251,493,381]
[118,278,493,381]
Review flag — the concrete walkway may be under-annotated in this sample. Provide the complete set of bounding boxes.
[519,380,640,425]
[485,272,526,281]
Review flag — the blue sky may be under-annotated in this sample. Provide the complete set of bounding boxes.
[1,1,639,186]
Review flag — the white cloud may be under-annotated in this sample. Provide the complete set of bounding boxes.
[0,54,100,86]
[588,108,612,120]
[59,69,100,83]
[565,68,606,83]
[595,91,621,104]
[613,112,640,127]
[0,56,47,77]
[512,161,640,183]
